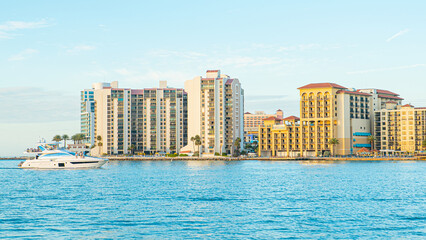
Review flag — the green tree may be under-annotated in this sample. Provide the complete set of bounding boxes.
[77,133,85,144]
[194,135,201,156]
[367,135,376,150]
[233,137,242,157]
[62,134,69,148]
[71,134,78,144]
[328,138,339,156]
[422,139,426,150]
[190,136,196,153]
[128,144,136,155]
[52,135,62,143]
[72,133,85,144]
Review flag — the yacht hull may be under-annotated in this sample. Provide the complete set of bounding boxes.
[19,158,107,169]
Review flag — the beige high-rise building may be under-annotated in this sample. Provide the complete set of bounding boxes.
[82,81,187,155]
[130,84,187,154]
[375,104,426,153]
[180,70,244,155]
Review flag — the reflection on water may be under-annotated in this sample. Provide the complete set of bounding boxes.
[0,160,425,239]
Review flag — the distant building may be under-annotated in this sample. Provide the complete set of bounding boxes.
[81,81,187,155]
[244,109,283,143]
[375,104,426,153]
[357,89,403,111]
[81,82,118,146]
[180,70,244,155]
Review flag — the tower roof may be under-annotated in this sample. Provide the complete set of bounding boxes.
[298,83,346,89]
[282,116,300,121]
[263,116,281,121]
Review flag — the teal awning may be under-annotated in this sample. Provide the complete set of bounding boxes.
[353,132,371,136]
[353,144,371,148]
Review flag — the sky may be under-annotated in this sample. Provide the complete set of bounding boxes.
[1,0,426,156]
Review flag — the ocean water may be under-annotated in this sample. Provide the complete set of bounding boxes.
[0,160,425,239]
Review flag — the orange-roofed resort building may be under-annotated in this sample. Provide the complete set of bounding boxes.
[258,83,426,157]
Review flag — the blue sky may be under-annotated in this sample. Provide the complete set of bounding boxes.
[1,1,425,156]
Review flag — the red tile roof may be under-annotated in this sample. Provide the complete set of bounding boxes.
[415,107,426,110]
[131,89,144,95]
[245,112,252,114]
[357,147,371,153]
[263,116,281,121]
[225,79,234,85]
[337,90,371,96]
[206,70,219,72]
[385,101,397,104]
[282,116,300,121]
[298,83,346,89]
[376,89,399,96]
[378,95,404,100]
[402,104,414,107]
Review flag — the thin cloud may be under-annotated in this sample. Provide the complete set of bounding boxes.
[386,29,410,42]
[347,64,426,74]
[0,19,50,39]
[67,45,96,53]
[8,49,39,61]
[0,87,78,123]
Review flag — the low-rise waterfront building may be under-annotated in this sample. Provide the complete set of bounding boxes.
[244,110,283,143]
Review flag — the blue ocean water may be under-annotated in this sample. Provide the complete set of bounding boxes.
[0,160,425,239]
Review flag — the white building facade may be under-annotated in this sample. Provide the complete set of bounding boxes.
[181,70,244,155]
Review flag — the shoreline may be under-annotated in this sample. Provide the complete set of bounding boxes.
[106,156,426,161]
[1,156,425,161]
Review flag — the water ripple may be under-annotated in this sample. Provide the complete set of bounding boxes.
[0,160,425,239]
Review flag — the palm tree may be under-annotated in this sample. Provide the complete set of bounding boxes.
[77,133,85,144]
[234,137,241,156]
[367,135,376,150]
[128,144,136,155]
[62,134,69,148]
[71,134,78,144]
[96,135,102,155]
[328,138,339,156]
[194,135,201,156]
[190,136,195,152]
[52,135,62,142]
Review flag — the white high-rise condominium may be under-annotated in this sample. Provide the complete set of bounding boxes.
[81,81,187,156]
[181,70,244,155]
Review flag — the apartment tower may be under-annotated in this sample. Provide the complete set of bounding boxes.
[81,81,187,155]
[181,70,244,155]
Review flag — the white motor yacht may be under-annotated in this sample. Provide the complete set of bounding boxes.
[19,146,107,169]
